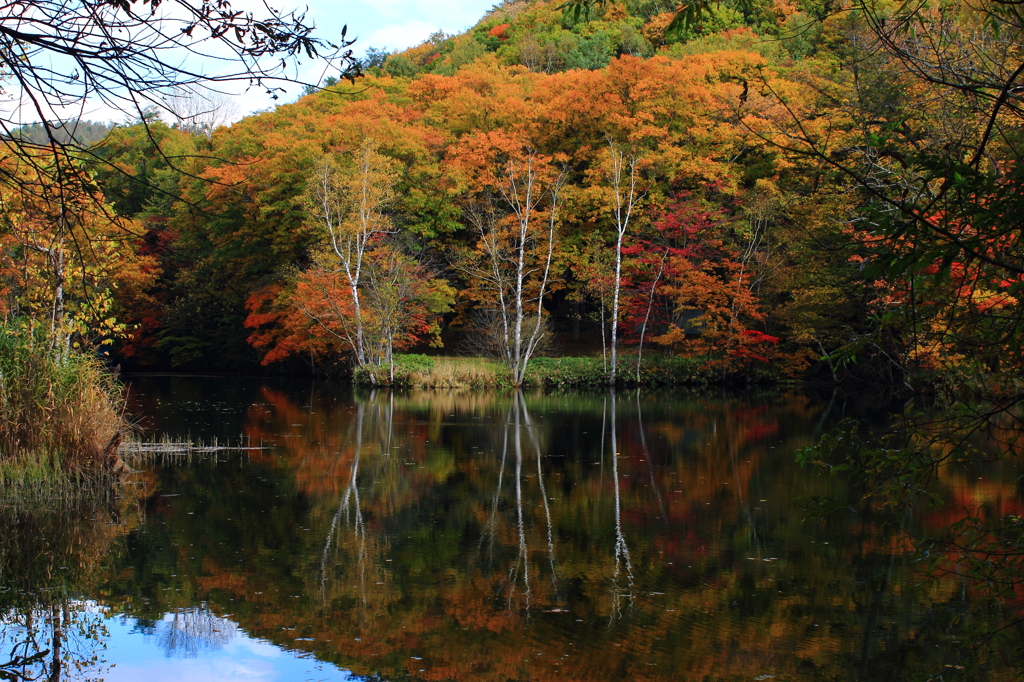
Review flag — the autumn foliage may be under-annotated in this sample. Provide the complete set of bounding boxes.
[6,0,1007,392]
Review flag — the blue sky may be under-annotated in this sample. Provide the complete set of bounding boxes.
[229,0,500,115]
[4,0,499,125]
[308,0,499,54]
[101,612,361,682]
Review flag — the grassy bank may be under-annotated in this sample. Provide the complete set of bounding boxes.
[0,324,128,491]
[353,354,779,390]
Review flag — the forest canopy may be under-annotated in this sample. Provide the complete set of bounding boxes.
[1,0,1021,397]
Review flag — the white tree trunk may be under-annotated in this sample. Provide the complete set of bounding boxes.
[464,154,564,386]
[306,142,396,369]
[607,141,642,387]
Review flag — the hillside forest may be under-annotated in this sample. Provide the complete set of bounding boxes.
[3,0,1023,394]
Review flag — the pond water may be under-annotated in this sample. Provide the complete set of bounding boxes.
[1,377,1021,681]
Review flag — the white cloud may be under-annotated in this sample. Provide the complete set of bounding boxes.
[100,617,352,682]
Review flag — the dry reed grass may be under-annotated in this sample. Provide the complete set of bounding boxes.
[405,357,511,389]
[0,325,128,488]
[387,390,506,416]
[120,434,265,467]
[354,355,513,388]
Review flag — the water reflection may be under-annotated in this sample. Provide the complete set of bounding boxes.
[0,380,1020,681]
[0,492,133,681]
[0,602,110,681]
[150,607,238,658]
[609,393,634,626]
[318,395,397,627]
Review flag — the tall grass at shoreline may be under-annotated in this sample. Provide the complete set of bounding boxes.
[353,353,779,389]
[0,324,127,490]
[354,355,512,389]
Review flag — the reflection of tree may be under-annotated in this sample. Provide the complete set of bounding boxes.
[109,380,1024,682]
[608,390,633,625]
[521,393,557,587]
[475,392,563,614]
[316,392,396,628]
[480,402,509,561]
[321,400,364,599]
[0,602,110,681]
[0,493,141,681]
[152,607,238,658]
[509,396,531,611]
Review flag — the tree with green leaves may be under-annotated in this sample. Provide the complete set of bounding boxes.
[0,0,360,349]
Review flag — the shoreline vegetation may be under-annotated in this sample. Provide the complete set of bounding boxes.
[352,353,779,389]
[0,323,270,493]
[0,317,777,489]
[0,324,130,493]
[6,1,1019,421]
[0,0,1018,672]
[0,306,779,482]
[1,0,1022,671]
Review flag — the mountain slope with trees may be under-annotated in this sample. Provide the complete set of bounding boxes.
[4,0,1022,397]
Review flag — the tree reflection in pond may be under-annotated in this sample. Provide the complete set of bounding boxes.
[0,492,136,681]
[0,602,111,681]
[609,391,634,626]
[1,378,1021,681]
[149,607,238,658]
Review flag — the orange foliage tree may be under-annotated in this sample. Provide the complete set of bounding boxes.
[0,156,154,353]
[620,195,777,369]
[146,50,797,374]
[448,130,567,386]
[244,139,454,376]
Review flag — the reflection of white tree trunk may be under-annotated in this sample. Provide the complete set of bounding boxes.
[348,406,370,611]
[636,392,666,522]
[487,393,562,609]
[2,602,109,680]
[519,392,557,586]
[600,397,607,476]
[48,604,63,682]
[383,391,394,462]
[609,391,633,625]
[480,403,511,562]
[315,394,401,629]
[508,399,531,611]
[320,402,367,606]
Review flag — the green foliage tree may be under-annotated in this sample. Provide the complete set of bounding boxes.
[0,0,360,359]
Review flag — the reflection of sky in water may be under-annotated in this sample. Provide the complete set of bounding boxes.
[145,608,240,658]
[102,610,356,682]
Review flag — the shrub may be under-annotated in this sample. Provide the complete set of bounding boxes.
[525,355,779,389]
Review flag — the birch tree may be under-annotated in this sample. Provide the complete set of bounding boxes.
[454,140,566,386]
[360,247,454,382]
[605,140,646,386]
[287,142,453,376]
[303,140,397,368]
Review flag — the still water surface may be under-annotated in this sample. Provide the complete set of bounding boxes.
[2,377,1021,681]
